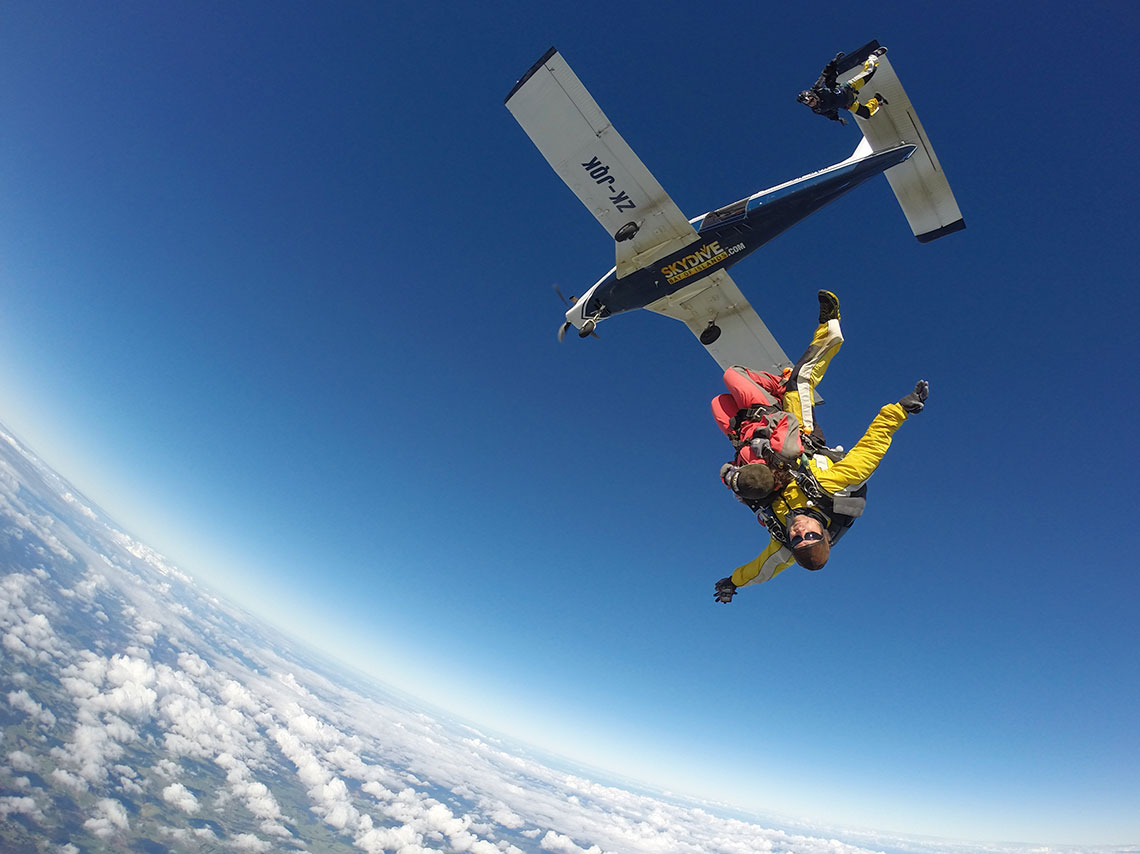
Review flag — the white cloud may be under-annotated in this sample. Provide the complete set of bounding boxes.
[2,610,62,662]
[51,722,124,785]
[220,679,260,713]
[488,804,526,829]
[61,492,97,520]
[59,652,108,699]
[177,651,210,677]
[6,688,57,727]
[354,819,425,854]
[162,782,200,814]
[83,797,130,839]
[0,795,45,821]
[540,830,607,854]
[228,832,272,852]
[7,750,37,772]
[49,768,88,793]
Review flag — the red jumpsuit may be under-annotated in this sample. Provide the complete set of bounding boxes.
[711,367,798,465]
[711,317,845,466]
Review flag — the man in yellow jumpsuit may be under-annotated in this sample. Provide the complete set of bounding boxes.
[713,294,929,603]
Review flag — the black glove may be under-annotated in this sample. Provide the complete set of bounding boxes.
[899,380,929,414]
[714,577,737,604]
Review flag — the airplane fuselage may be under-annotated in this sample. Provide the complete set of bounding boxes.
[573,143,916,323]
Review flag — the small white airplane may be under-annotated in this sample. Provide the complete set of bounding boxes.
[506,41,964,373]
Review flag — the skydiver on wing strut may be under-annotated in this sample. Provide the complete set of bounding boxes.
[797,50,888,125]
[711,291,929,603]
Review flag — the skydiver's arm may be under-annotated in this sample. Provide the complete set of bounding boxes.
[821,53,842,88]
[731,538,796,588]
[815,403,908,491]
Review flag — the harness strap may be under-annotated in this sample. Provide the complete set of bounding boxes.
[759,462,867,549]
[728,402,782,449]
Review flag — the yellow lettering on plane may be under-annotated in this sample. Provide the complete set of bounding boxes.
[660,241,729,284]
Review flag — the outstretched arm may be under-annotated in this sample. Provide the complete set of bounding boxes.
[815,382,928,491]
[732,536,796,588]
[816,403,908,490]
[819,51,843,89]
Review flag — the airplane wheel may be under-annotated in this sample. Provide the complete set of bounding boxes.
[699,323,722,345]
[615,221,640,242]
[579,319,596,338]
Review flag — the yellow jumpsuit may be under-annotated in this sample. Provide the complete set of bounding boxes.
[729,402,910,588]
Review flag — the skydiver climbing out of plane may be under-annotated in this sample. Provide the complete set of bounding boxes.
[711,291,929,603]
[797,50,888,125]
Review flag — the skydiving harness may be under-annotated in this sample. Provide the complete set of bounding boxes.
[726,402,782,451]
[728,398,846,466]
[755,458,868,549]
[725,385,864,546]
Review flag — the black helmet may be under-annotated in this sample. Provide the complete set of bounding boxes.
[726,463,775,500]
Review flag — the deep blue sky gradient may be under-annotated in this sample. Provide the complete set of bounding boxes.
[1,1,1137,845]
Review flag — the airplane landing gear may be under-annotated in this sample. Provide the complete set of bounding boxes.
[699,320,722,345]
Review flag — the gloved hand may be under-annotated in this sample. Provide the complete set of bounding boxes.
[720,463,737,485]
[714,577,737,604]
[899,380,929,414]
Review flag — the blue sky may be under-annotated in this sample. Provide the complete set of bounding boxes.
[1,1,1136,846]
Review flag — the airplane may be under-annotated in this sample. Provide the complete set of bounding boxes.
[505,41,964,373]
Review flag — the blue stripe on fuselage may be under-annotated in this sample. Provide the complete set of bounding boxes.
[584,144,915,318]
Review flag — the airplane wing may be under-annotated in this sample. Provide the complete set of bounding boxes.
[643,268,790,373]
[506,48,699,278]
[840,42,965,242]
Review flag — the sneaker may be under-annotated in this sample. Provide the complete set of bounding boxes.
[817,290,840,323]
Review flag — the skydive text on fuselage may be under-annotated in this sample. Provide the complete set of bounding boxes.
[581,156,636,212]
[661,241,743,284]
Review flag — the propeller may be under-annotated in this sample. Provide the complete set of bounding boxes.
[553,284,600,341]
[553,284,579,342]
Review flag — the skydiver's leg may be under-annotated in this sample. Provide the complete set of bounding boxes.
[784,293,844,436]
[852,95,885,119]
[712,393,739,437]
[845,58,878,93]
[844,56,882,118]
[722,367,783,412]
[713,391,768,465]
[720,367,803,463]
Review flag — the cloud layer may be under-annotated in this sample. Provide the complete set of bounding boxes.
[0,427,1126,854]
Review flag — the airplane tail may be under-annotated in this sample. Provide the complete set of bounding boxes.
[839,42,965,242]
